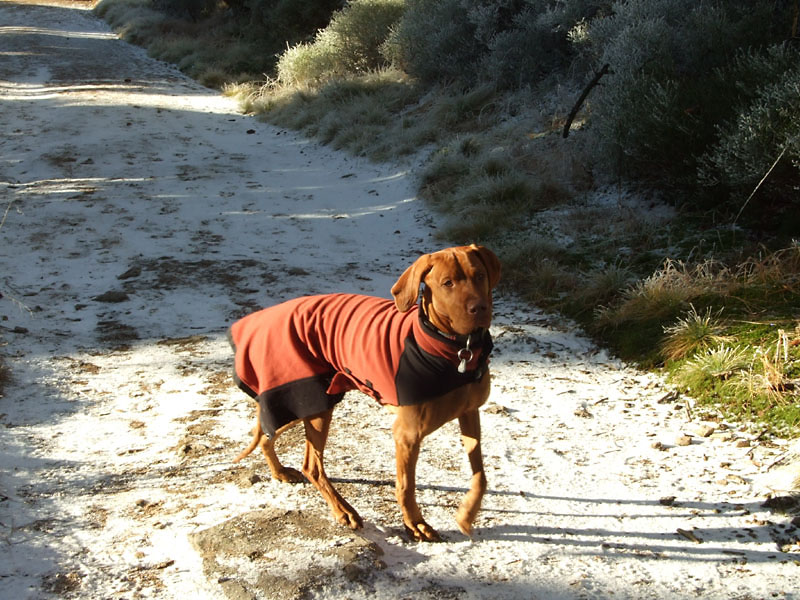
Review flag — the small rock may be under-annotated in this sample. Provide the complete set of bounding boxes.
[237,470,262,487]
[676,435,693,447]
[651,441,668,452]
[42,572,82,594]
[483,403,509,416]
[763,495,800,513]
[736,439,751,448]
[659,496,677,506]
[726,474,748,485]
[93,290,129,303]
[690,423,716,438]
[574,406,592,418]
[117,266,142,280]
[657,390,679,404]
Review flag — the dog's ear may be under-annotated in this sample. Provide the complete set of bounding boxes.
[391,253,433,312]
[469,244,501,289]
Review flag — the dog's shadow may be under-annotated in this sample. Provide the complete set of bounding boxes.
[332,477,800,564]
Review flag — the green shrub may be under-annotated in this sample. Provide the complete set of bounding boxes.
[97,0,347,87]
[152,0,217,21]
[584,0,789,181]
[276,0,405,87]
[242,0,344,40]
[386,0,480,85]
[389,0,597,88]
[700,43,800,193]
[475,1,590,88]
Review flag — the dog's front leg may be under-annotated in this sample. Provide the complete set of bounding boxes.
[455,408,486,536]
[393,421,440,542]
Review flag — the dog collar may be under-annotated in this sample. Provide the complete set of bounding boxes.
[418,311,487,346]
[417,310,491,377]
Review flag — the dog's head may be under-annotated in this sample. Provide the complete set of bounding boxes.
[391,244,501,336]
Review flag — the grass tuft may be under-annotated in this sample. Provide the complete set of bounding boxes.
[677,345,751,385]
[661,305,731,362]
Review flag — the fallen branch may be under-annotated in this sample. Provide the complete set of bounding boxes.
[676,528,703,544]
[563,63,610,138]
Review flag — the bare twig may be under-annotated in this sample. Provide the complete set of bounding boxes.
[0,198,15,232]
[563,63,610,138]
[1,280,32,316]
[732,146,787,227]
[676,528,703,544]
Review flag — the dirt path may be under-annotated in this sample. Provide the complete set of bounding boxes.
[0,2,798,599]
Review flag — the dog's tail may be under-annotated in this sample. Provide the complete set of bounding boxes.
[234,421,263,463]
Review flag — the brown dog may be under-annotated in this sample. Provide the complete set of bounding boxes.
[230,245,500,541]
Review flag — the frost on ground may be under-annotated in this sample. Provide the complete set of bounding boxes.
[0,2,798,599]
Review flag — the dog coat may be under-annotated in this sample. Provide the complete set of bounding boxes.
[229,293,492,438]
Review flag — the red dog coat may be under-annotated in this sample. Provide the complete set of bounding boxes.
[229,294,492,438]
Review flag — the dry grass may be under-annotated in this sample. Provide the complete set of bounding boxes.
[755,329,795,402]
[661,305,731,361]
[673,345,751,391]
[598,245,800,331]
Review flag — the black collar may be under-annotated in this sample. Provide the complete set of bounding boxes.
[417,308,489,349]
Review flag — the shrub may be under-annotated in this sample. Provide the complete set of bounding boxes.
[386,0,480,85]
[569,263,634,315]
[700,43,800,196]
[583,0,790,181]
[152,0,217,21]
[242,0,344,40]
[389,0,598,88]
[501,241,579,305]
[276,0,405,87]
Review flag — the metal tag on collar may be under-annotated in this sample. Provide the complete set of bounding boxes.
[457,334,474,374]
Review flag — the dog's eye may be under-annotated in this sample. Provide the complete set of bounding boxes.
[475,272,485,282]
[442,279,454,288]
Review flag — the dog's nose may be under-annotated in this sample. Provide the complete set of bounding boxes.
[467,300,488,315]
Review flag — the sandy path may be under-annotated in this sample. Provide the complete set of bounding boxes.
[0,3,798,599]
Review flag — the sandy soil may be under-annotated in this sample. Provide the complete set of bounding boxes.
[0,2,798,599]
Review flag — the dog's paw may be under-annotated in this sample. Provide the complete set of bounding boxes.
[455,505,478,537]
[455,516,474,538]
[336,509,364,530]
[404,521,441,542]
[274,467,305,483]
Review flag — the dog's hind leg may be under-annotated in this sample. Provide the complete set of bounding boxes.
[302,409,363,530]
[234,414,304,483]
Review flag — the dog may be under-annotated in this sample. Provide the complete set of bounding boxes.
[229,244,500,541]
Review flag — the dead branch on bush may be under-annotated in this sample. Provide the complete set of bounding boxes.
[563,63,609,139]
[733,145,788,227]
